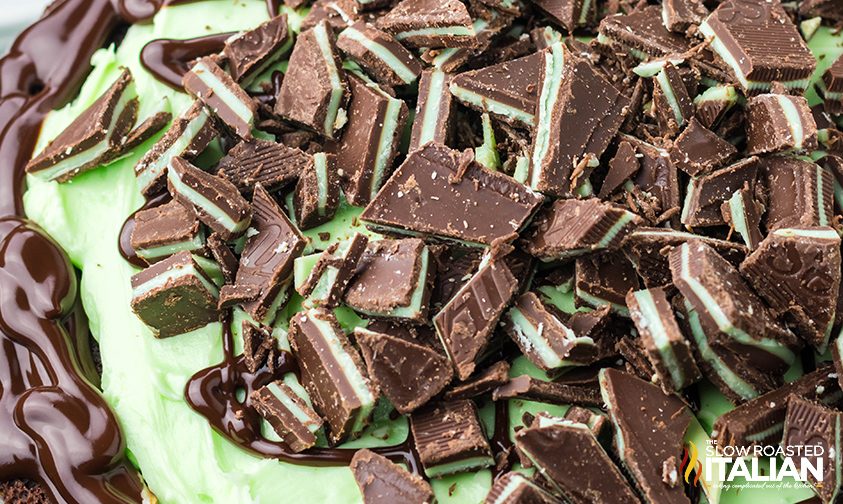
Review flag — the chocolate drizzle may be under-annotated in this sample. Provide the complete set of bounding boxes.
[140,32,235,90]
[118,191,171,268]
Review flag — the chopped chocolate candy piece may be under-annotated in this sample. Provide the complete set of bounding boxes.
[449,51,542,128]
[720,185,763,250]
[421,17,500,73]
[290,308,378,444]
[514,420,639,504]
[337,22,423,87]
[620,135,682,224]
[530,0,594,33]
[218,283,260,310]
[355,327,452,414]
[206,233,238,284]
[300,0,361,32]
[740,227,841,352]
[122,110,172,152]
[493,375,602,407]
[130,251,219,338]
[27,69,138,182]
[443,361,510,401]
[693,84,738,129]
[714,365,843,450]
[599,368,692,504]
[410,400,494,478]
[661,0,707,32]
[746,94,818,155]
[135,101,217,196]
[130,199,203,262]
[297,233,368,309]
[680,156,758,228]
[434,254,518,380]
[782,396,842,504]
[361,143,543,246]
[616,335,657,382]
[350,449,434,504]
[599,5,688,59]
[762,157,835,231]
[336,76,408,206]
[276,21,348,138]
[409,70,454,152]
[183,57,257,140]
[627,287,701,392]
[523,199,640,261]
[799,0,843,22]
[252,380,323,453]
[216,139,308,194]
[224,15,293,84]
[668,117,737,177]
[504,292,599,371]
[819,56,843,114]
[233,185,305,322]
[345,238,432,323]
[563,406,610,441]
[652,63,693,136]
[294,152,340,230]
[598,140,639,199]
[529,44,630,197]
[167,157,252,241]
[698,0,815,93]
[376,0,476,49]
[575,252,639,317]
[483,472,560,504]
[242,321,274,373]
[430,246,483,312]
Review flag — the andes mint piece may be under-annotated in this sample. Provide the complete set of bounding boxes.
[224,15,293,84]
[430,246,483,312]
[662,0,707,32]
[350,449,434,504]
[337,21,423,87]
[483,472,561,504]
[720,185,763,250]
[355,327,452,414]
[410,400,494,478]
[523,198,640,261]
[698,0,815,94]
[27,69,138,182]
[615,335,656,382]
[782,396,842,504]
[599,368,692,504]
[668,117,737,177]
[294,152,340,230]
[361,144,543,246]
[575,252,638,317]
[449,51,543,128]
[218,283,260,310]
[799,0,843,22]
[206,233,238,284]
[130,251,219,338]
[336,76,408,206]
[652,62,693,136]
[670,241,800,376]
[297,233,369,309]
[529,44,630,197]
[514,420,639,504]
[135,101,217,196]
[289,308,378,444]
[252,380,323,453]
[740,227,841,352]
[530,0,594,33]
[746,94,818,155]
[762,157,835,231]
[434,255,518,380]
[680,156,758,228]
[122,110,172,152]
[421,17,500,73]
[598,140,639,199]
[376,0,476,49]
[627,287,701,392]
[300,0,361,32]
[714,365,843,450]
[241,321,274,373]
[563,406,610,441]
[233,185,305,322]
[183,57,257,139]
[276,21,348,138]
[344,238,432,323]
[443,361,510,401]
[216,139,308,194]
[409,70,454,152]
[503,292,599,371]
[493,375,601,407]
[130,199,204,262]
[167,157,252,241]
[819,56,843,115]
[619,135,681,224]
[693,84,738,129]
[598,5,688,59]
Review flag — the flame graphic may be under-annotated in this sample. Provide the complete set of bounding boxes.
[680,441,703,486]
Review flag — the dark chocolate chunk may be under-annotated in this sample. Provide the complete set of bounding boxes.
[252,379,324,453]
[563,406,610,441]
[740,227,841,352]
[167,156,252,241]
[443,361,510,401]
[599,6,688,59]
[355,327,452,414]
[782,396,842,504]
[242,321,275,373]
[410,400,494,478]
[336,76,408,206]
[598,140,639,199]
[350,449,434,504]
[746,94,818,155]
[276,21,348,138]
[376,0,476,49]
[693,84,738,130]
[297,233,369,309]
[130,199,203,262]
[216,139,308,194]
[762,157,835,231]
[420,18,501,73]
[620,135,681,225]
[493,375,602,407]
[130,251,219,338]
[337,21,423,87]
[224,15,293,84]
[652,63,694,137]
[575,252,639,317]
[483,472,561,504]
[122,110,172,152]
[294,152,340,230]
[819,56,843,115]
[218,283,260,310]
[668,117,737,177]
[361,144,544,246]
[530,0,594,33]
[409,70,454,152]
[615,335,657,382]
[289,308,378,444]
[206,232,238,284]
[661,0,707,32]
[720,184,763,250]
[430,245,483,313]
[300,0,361,33]
[183,57,257,139]
[680,156,758,228]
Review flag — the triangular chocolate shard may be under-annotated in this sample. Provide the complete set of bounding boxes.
[350,449,434,504]
[598,140,639,198]
[531,0,595,33]
[376,0,475,49]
